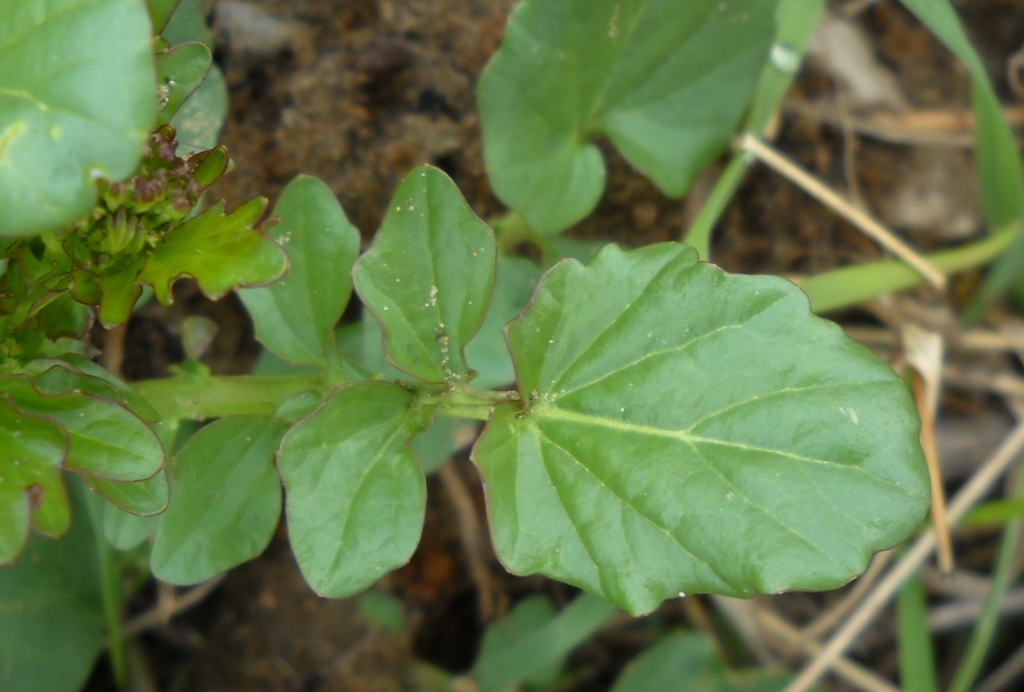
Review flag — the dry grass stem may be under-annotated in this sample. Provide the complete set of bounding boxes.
[927,586,1024,632]
[784,99,1024,147]
[757,608,900,692]
[801,549,893,641]
[739,133,947,290]
[904,325,953,571]
[121,576,226,640]
[438,460,496,621]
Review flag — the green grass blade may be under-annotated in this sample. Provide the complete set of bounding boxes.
[897,574,938,692]
[801,226,1016,313]
[683,0,826,259]
[898,0,1024,312]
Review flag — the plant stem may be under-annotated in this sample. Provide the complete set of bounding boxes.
[132,374,332,420]
[84,487,126,690]
[682,152,754,260]
[491,210,556,264]
[132,374,516,423]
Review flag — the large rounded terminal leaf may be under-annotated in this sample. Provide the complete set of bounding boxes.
[0,0,158,236]
[478,0,776,234]
[473,244,929,615]
[278,382,426,597]
[353,166,496,384]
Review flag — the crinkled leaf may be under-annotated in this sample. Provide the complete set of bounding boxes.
[612,631,789,692]
[58,353,161,421]
[353,166,496,383]
[478,0,776,234]
[0,0,157,236]
[473,244,929,614]
[0,479,105,692]
[96,258,145,329]
[28,362,124,402]
[152,417,289,584]
[466,255,541,389]
[139,198,288,305]
[0,396,69,564]
[35,293,92,341]
[278,382,426,597]
[0,375,164,483]
[84,470,169,517]
[240,175,361,369]
[156,42,212,125]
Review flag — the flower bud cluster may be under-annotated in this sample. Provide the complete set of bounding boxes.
[63,125,228,274]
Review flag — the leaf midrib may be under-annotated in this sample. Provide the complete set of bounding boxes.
[530,404,924,495]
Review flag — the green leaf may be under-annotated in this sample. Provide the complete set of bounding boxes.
[171,63,228,150]
[84,470,169,517]
[896,0,1024,313]
[95,257,145,328]
[0,375,164,484]
[474,593,615,692]
[611,630,789,692]
[278,382,426,597]
[58,353,161,421]
[745,0,826,136]
[475,596,560,690]
[139,197,289,305]
[0,396,69,564]
[477,0,776,234]
[466,255,541,390]
[357,591,406,635]
[35,293,91,341]
[156,42,212,126]
[152,417,290,585]
[27,361,125,403]
[473,244,929,615]
[0,479,105,692]
[161,0,213,48]
[102,503,158,551]
[335,316,410,381]
[0,0,158,236]
[239,176,361,369]
[898,0,1024,230]
[353,165,496,383]
[410,415,476,474]
[148,0,183,35]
